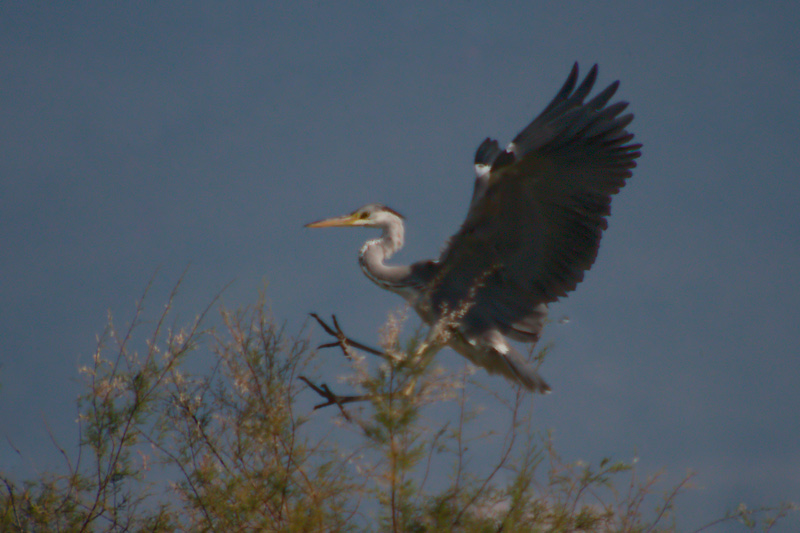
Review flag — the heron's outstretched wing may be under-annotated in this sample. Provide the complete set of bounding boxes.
[430,64,641,340]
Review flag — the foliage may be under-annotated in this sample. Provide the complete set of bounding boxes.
[0,281,795,532]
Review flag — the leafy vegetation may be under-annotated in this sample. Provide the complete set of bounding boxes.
[1,280,795,531]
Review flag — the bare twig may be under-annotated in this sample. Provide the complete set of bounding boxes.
[298,376,370,420]
[1,476,23,532]
[645,471,694,532]
[310,314,384,356]
[452,384,525,527]
[303,314,383,419]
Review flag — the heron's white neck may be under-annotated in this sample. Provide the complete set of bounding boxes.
[358,216,409,291]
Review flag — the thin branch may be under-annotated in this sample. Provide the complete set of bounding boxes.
[1,476,23,532]
[645,471,694,532]
[310,314,384,356]
[298,376,370,420]
[452,384,525,527]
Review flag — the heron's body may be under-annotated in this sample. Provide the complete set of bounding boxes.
[307,64,640,393]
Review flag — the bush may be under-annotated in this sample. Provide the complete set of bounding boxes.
[1,281,795,532]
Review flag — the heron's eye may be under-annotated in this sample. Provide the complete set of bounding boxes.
[359,212,369,219]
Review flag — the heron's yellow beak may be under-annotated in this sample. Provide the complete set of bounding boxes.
[304,214,359,228]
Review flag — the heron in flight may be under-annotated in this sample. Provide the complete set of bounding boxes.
[306,64,640,393]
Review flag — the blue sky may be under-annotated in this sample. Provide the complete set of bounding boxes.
[1,2,798,528]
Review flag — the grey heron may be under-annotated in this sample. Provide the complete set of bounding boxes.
[306,64,640,393]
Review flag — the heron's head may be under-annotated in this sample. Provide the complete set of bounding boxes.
[305,203,404,229]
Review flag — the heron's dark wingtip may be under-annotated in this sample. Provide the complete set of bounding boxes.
[475,137,501,166]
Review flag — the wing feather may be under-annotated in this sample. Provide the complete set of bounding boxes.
[429,64,640,339]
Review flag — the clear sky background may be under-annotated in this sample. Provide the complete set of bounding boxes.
[1,2,798,529]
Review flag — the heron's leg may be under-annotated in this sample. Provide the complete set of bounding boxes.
[413,313,457,360]
[412,324,444,361]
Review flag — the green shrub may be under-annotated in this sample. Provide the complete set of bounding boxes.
[1,281,795,532]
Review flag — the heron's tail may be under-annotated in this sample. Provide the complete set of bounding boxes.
[499,346,551,394]
[451,332,551,394]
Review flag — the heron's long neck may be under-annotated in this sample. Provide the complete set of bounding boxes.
[359,218,410,291]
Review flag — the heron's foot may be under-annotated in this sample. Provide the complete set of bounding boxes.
[310,313,384,357]
[298,376,371,420]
